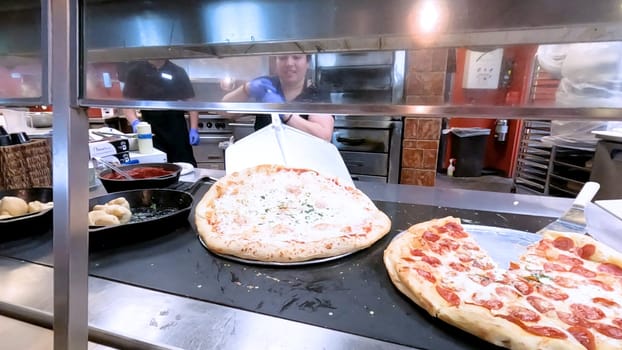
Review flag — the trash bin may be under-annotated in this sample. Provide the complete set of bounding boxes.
[448,127,491,177]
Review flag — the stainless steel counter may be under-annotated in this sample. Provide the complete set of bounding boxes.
[1,181,620,349]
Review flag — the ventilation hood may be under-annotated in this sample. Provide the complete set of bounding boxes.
[82,0,622,62]
[2,0,622,61]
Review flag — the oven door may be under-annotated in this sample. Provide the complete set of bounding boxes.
[192,134,231,170]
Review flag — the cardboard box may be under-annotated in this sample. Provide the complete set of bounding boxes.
[89,139,130,158]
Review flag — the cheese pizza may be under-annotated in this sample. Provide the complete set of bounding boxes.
[195,164,391,262]
[384,217,622,350]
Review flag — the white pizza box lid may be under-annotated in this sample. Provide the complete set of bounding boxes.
[225,114,354,187]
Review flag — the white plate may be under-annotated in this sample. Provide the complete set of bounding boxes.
[174,162,194,175]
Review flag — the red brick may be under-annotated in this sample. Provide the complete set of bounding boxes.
[422,149,438,170]
[418,119,442,140]
[403,118,419,139]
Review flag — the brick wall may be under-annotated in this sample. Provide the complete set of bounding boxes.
[401,49,448,186]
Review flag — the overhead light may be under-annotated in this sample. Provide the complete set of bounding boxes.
[418,0,441,33]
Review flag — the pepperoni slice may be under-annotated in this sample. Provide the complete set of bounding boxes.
[495,286,521,299]
[556,311,592,328]
[401,257,416,263]
[457,253,474,263]
[587,279,614,292]
[449,262,469,272]
[443,222,463,234]
[513,278,534,295]
[567,326,596,350]
[468,274,492,287]
[439,238,460,251]
[598,263,622,276]
[577,244,596,260]
[613,318,622,328]
[592,297,619,307]
[469,294,504,311]
[509,261,520,270]
[429,243,450,255]
[497,315,567,339]
[543,262,567,272]
[527,295,555,313]
[436,285,460,307]
[472,260,495,271]
[553,276,578,289]
[557,254,584,267]
[570,304,605,321]
[421,255,442,267]
[508,306,540,322]
[591,322,622,339]
[569,266,597,278]
[448,228,469,239]
[461,241,480,251]
[410,249,426,257]
[414,268,436,283]
[536,284,569,301]
[552,236,575,251]
[422,230,440,242]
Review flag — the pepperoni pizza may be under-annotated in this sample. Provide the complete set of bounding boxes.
[384,216,622,350]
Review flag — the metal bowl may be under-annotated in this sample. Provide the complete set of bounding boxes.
[26,112,53,128]
[97,162,181,193]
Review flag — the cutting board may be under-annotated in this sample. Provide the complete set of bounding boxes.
[595,199,622,220]
[225,115,354,187]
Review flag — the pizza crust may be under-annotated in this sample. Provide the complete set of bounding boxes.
[195,164,392,262]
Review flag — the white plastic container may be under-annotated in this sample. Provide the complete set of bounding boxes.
[447,158,456,177]
[136,122,154,154]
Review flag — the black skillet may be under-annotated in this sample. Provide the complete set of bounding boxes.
[88,177,216,248]
[0,187,53,240]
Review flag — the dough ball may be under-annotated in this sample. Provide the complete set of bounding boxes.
[0,196,29,216]
[88,210,120,226]
[93,204,132,224]
[28,200,54,213]
[106,197,130,210]
[0,214,12,220]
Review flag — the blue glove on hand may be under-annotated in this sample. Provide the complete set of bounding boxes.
[131,119,140,133]
[246,77,278,100]
[262,90,285,103]
[189,128,200,146]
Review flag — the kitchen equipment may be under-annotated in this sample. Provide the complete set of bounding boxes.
[92,156,134,179]
[536,181,600,235]
[225,114,354,187]
[88,188,194,246]
[0,187,53,239]
[97,162,181,193]
[136,121,154,153]
[25,112,53,128]
[89,177,215,244]
[193,115,232,170]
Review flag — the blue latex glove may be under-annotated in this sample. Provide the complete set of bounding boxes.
[262,90,285,103]
[189,128,200,146]
[131,119,140,133]
[246,77,278,100]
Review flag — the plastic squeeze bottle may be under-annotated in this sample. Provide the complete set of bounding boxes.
[137,122,154,154]
[447,158,456,177]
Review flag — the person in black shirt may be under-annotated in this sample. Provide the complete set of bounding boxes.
[222,54,333,141]
[122,59,199,166]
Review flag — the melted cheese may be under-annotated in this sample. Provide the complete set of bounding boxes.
[214,170,374,243]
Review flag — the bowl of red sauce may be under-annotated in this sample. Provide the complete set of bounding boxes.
[98,163,182,193]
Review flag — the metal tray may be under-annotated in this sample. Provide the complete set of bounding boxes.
[198,235,358,266]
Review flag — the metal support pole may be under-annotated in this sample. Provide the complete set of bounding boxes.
[51,0,90,348]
